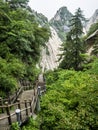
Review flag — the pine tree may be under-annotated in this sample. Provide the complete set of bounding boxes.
[59,8,86,70]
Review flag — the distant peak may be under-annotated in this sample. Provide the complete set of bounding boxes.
[59,6,67,10]
[56,6,70,14]
[50,6,72,41]
[52,6,72,19]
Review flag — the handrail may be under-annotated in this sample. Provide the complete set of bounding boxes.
[0,74,46,129]
[0,80,33,105]
[0,80,40,122]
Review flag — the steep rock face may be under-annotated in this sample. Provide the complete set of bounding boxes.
[86,29,98,55]
[32,10,49,26]
[40,27,62,72]
[50,6,72,41]
[85,9,98,32]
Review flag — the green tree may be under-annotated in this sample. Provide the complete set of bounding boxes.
[0,0,50,63]
[8,0,29,9]
[39,69,98,130]
[0,0,50,96]
[59,8,86,70]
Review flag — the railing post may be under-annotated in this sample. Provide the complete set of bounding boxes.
[36,98,40,113]
[17,99,22,121]
[29,99,33,116]
[15,109,21,126]
[36,86,41,113]
[38,86,41,96]
[0,97,4,113]
[25,100,28,116]
[16,89,18,98]
[5,102,12,125]
[8,92,11,104]
[34,88,35,96]
[29,99,32,113]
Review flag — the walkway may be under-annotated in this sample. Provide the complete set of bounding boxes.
[0,74,46,130]
[0,88,36,130]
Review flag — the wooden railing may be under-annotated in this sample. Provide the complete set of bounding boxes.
[0,80,33,106]
[0,81,40,130]
[0,73,46,130]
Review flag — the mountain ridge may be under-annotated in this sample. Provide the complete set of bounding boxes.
[31,6,98,38]
[32,7,98,71]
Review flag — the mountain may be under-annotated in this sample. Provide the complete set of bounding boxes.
[50,6,73,41]
[85,9,98,32]
[32,7,98,71]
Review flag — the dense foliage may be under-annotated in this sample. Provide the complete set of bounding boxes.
[0,0,50,96]
[11,118,40,130]
[39,59,98,130]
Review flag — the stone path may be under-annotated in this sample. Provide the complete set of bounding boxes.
[0,74,45,130]
[20,90,34,102]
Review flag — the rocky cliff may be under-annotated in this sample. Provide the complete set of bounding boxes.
[31,10,62,71]
[38,7,73,71]
[40,27,62,72]
[85,9,98,32]
[50,6,72,41]
[33,7,98,71]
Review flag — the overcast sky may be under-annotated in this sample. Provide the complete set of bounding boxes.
[29,0,98,20]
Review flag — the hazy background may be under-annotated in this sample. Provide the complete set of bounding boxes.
[29,0,98,20]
